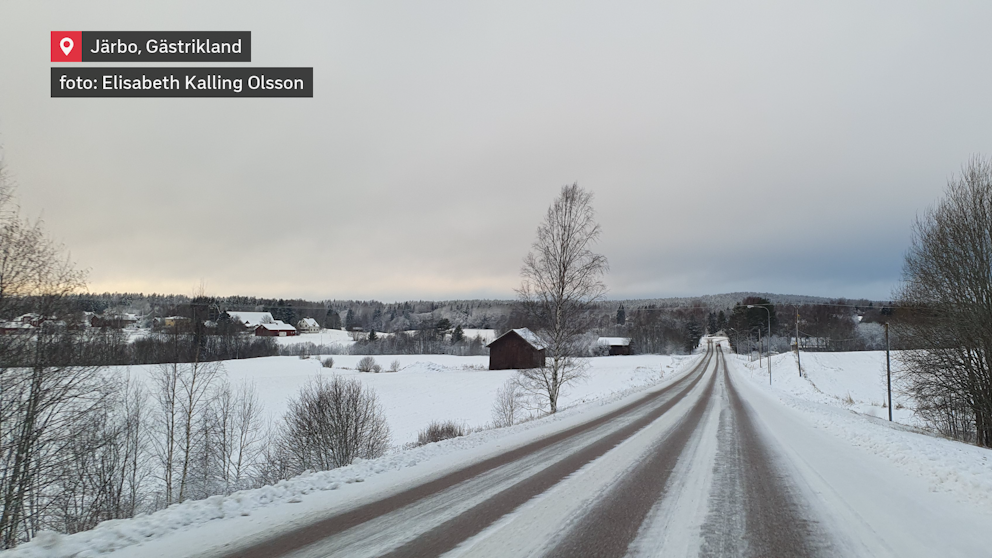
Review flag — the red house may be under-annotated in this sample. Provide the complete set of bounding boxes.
[487,328,547,370]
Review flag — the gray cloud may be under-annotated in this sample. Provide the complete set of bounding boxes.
[1,1,989,301]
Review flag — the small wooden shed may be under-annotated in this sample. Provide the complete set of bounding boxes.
[488,328,547,370]
[598,337,632,355]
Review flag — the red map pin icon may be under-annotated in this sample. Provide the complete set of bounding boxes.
[51,31,82,62]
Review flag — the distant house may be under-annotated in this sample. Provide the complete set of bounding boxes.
[91,313,138,329]
[161,316,190,328]
[0,321,34,335]
[598,337,632,356]
[225,311,275,330]
[14,313,43,327]
[297,317,320,334]
[255,320,298,337]
[487,328,547,370]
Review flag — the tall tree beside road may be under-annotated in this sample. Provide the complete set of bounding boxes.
[517,183,609,413]
[896,156,992,447]
[0,155,95,547]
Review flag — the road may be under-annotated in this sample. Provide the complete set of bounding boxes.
[212,342,990,558]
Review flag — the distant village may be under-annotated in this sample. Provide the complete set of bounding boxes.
[0,310,316,337]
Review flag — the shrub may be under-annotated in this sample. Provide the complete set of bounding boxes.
[280,375,390,471]
[492,378,524,428]
[416,420,465,446]
[371,363,382,373]
[356,356,377,373]
[389,360,401,373]
[322,357,334,368]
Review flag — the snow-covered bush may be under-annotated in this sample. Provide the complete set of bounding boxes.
[356,356,377,373]
[280,376,390,471]
[416,420,465,446]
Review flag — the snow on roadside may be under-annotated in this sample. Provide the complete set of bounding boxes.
[729,351,992,512]
[3,354,697,558]
[731,350,919,425]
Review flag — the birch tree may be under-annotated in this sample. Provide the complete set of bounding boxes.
[517,183,608,414]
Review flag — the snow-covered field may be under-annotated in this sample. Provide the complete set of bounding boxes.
[119,353,683,446]
[269,329,356,348]
[731,350,918,425]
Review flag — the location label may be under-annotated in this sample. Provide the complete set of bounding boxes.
[51,31,82,62]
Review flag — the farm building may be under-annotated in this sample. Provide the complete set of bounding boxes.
[254,321,298,337]
[487,328,546,370]
[225,311,275,329]
[161,316,190,328]
[598,337,632,355]
[297,317,320,333]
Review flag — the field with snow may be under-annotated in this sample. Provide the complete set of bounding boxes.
[730,349,919,426]
[269,328,357,348]
[119,352,688,446]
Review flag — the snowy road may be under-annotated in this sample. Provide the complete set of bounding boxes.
[204,342,989,558]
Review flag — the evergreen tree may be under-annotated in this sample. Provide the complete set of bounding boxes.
[368,328,377,341]
[684,321,703,353]
[324,308,341,330]
[616,304,626,326]
[451,324,464,343]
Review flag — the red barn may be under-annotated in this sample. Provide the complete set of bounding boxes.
[487,328,547,370]
[254,321,298,337]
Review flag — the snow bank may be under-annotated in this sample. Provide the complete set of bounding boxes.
[731,350,918,425]
[730,351,992,512]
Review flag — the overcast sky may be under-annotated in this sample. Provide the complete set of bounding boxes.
[2,1,991,302]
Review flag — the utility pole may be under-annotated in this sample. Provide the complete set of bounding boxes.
[747,304,773,386]
[885,322,892,421]
[758,327,761,368]
[795,308,802,377]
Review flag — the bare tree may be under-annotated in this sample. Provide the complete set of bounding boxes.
[517,183,609,413]
[51,374,148,534]
[896,156,992,447]
[213,379,265,493]
[0,156,95,548]
[151,360,221,505]
[281,376,390,472]
[491,378,524,427]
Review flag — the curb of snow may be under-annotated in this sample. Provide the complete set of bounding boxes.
[728,354,992,512]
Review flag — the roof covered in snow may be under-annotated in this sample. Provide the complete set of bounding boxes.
[256,320,296,332]
[226,311,274,328]
[298,317,319,328]
[598,337,631,346]
[488,327,547,350]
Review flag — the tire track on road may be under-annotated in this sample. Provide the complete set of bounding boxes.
[544,349,721,558]
[698,356,828,557]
